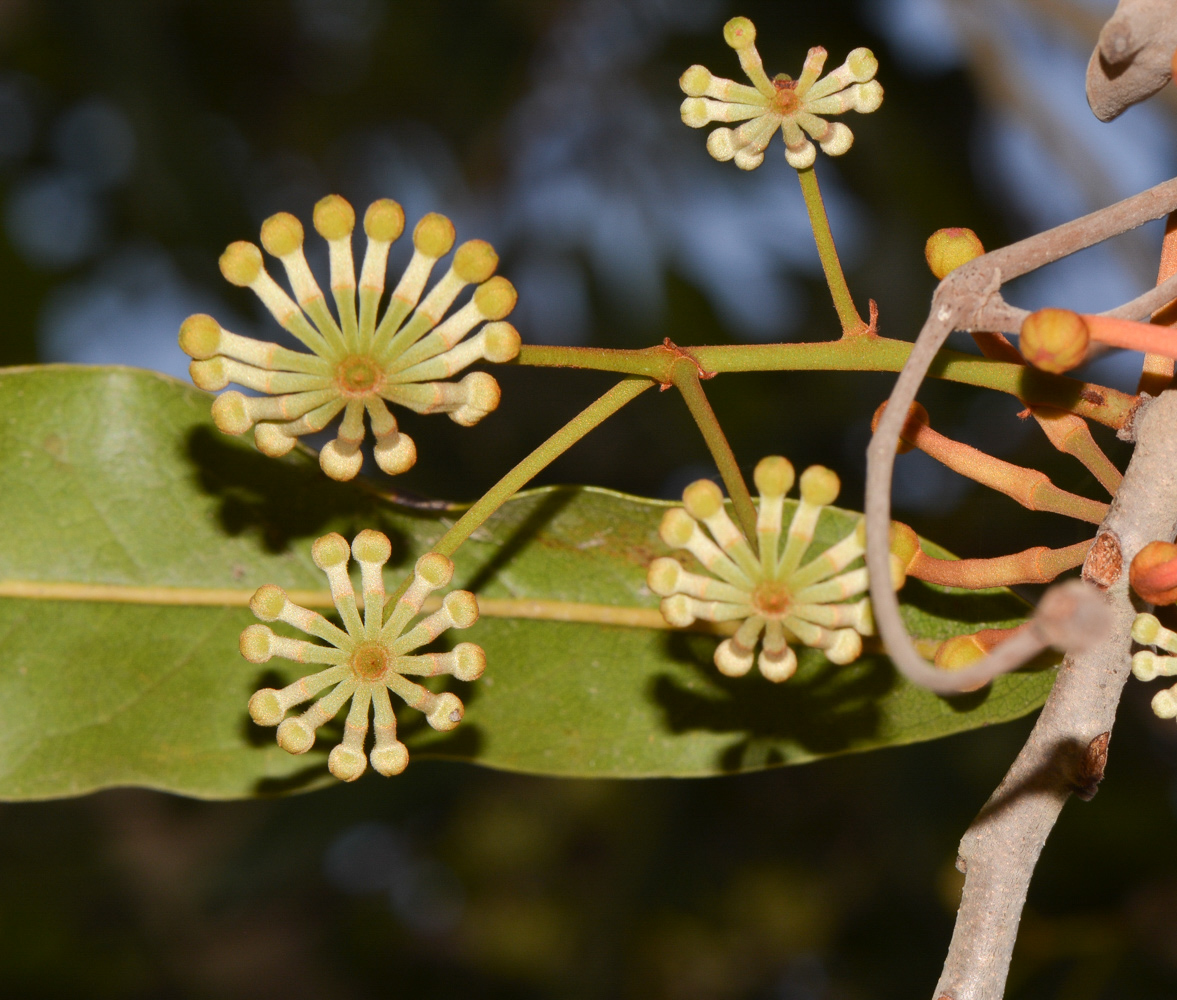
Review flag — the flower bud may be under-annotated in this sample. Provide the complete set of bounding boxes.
[1019,309,1090,374]
[1130,540,1177,605]
[924,228,984,279]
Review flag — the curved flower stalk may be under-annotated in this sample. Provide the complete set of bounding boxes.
[180,195,521,481]
[679,16,882,171]
[243,530,484,781]
[648,456,906,682]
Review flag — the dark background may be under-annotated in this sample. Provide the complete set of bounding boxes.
[4,1,1177,997]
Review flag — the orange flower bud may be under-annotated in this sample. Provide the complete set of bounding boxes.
[1019,308,1090,374]
[924,227,984,280]
[1130,540,1177,605]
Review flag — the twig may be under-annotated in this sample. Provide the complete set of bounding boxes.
[865,174,1177,697]
[933,389,1177,1000]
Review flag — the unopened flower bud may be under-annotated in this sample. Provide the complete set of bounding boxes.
[1130,540,1177,605]
[1019,309,1090,374]
[924,228,984,279]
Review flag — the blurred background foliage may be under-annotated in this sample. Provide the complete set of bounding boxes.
[4,0,1177,996]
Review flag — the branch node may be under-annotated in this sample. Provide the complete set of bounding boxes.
[659,338,715,391]
[1082,530,1123,590]
[1072,731,1111,801]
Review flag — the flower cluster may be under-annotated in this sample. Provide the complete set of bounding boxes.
[648,456,905,681]
[243,530,484,781]
[679,16,882,171]
[180,195,520,481]
[1131,612,1177,720]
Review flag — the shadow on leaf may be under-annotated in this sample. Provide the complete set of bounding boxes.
[459,488,578,593]
[185,426,435,560]
[652,632,896,772]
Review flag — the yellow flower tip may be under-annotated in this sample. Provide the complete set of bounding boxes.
[364,198,405,242]
[413,211,456,258]
[753,455,795,498]
[680,97,711,129]
[758,647,798,683]
[451,372,501,426]
[888,520,921,571]
[1133,650,1163,682]
[683,478,724,520]
[715,638,754,677]
[871,399,929,454]
[706,128,737,163]
[679,64,713,97]
[443,590,480,629]
[825,629,863,666]
[189,357,228,391]
[178,313,223,360]
[248,688,286,726]
[647,556,684,597]
[723,16,756,50]
[846,46,879,82]
[1132,612,1162,646]
[312,531,352,570]
[659,507,697,548]
[453,239,499,284]
[854,80,884,113]
[319,440,364,481]
[374,432,417,475]
[260,211,305,258]
[249,583,288,621]
[370,741,409,776]
[451,642,487,682]
[1019,308,1090,374]
[219,240,264,287]
[210,391,253,435]
[799,465,840,507]
[276,716,316,754]
[313,194,356,240]
[328,745,367,782]
[239,623,275,663]
[1152,688,1177,719]
[254,423,298,458]
[482,322,522,363]
[427,691,465,731]
[415,551,455,589]
[473,276,518,319]
[352,529,392,565]
[661,593,696,627]
[935,633,987,671]
[924,227,985,280]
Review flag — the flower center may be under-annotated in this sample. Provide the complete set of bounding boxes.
[351,641,390,682]
[773,78,800,116]
[335,355,383,396]
[752,580,792,619]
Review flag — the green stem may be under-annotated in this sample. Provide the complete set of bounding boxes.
[432,377,655,558]
[672,361,758,547]
[514,340,1137,430]
[796,166,865,336]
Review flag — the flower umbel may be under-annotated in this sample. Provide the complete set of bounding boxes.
[1131,612,1177,720]
[680,16,882,171]
[180,195,521,481]
[243,530,484,781]
[648,456,905,681]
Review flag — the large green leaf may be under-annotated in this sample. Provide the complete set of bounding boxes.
[0,366,1052,799]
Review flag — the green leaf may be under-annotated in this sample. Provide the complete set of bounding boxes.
[0,366,1051,799]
